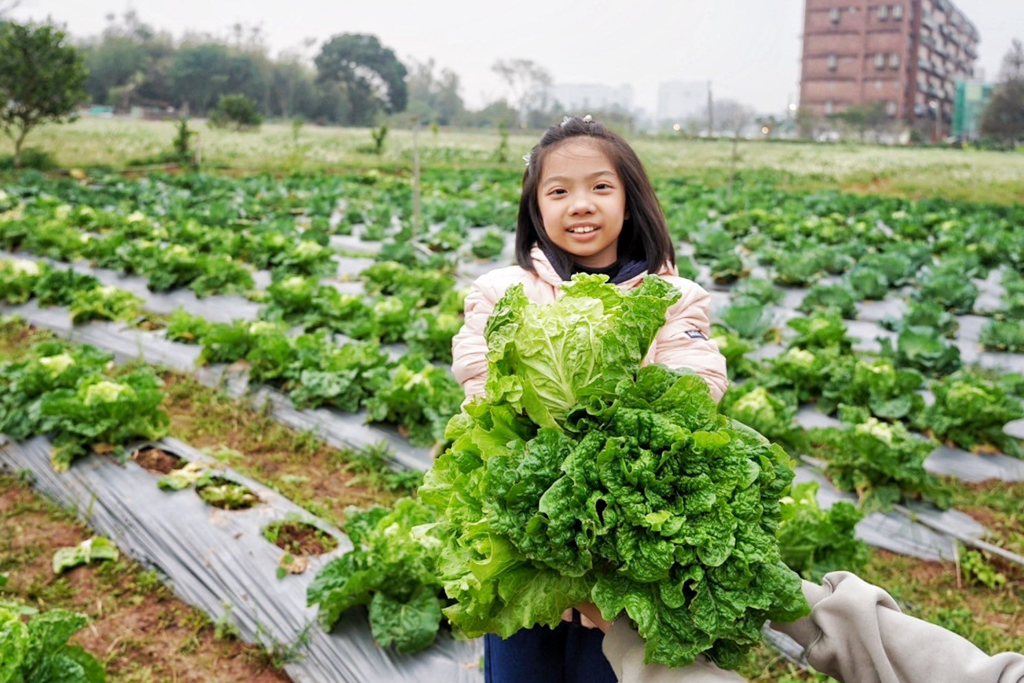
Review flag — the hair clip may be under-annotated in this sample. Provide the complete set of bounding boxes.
[583,114,593,123]
[560,116,571,127]
[522,153,531,167]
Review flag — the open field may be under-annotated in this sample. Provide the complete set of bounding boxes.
[2,122,1024,682]
[11,117,1024,204]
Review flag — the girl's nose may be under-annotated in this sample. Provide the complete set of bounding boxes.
[569,194,596,215]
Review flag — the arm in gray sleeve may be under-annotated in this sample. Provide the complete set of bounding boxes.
[602,620,746,683]
[772,571,1024,683]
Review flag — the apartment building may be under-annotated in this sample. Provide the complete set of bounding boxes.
[799,0,979,131]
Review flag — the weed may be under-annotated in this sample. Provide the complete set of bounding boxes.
[214,602,241,641]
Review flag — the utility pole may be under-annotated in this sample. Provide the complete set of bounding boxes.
[411,117,422,241]
[707,80,714,137]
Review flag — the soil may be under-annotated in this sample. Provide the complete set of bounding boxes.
[265,522,338,556]
[131,447,184,474]
[159,372,397,524]
[0,474,292,683]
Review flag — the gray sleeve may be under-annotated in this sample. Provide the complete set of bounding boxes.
[602,620,747,683]
[772,571,1024,683]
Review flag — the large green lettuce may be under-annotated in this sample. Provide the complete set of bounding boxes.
[483,274,681,430]
[421,275,808,669]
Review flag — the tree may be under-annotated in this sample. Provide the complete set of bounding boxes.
[491,58,552,127]
[80,11,158,108]
[0,21,88,167]
[315,34,407,126]
[833,101,889,142]
[168,42,268,115]
[980,39,1024,146]
[794,105,820,140]
[208,93,262,131]
[405,58,464,125]
[756,115,784,139]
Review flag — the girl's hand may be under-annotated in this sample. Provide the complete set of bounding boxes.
[570,603,615,634]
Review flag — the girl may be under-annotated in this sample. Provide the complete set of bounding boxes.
[450,116,729,683]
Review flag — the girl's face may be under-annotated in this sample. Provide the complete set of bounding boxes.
[537,139,627,269]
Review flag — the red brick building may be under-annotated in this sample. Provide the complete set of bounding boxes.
[799,0,978,131]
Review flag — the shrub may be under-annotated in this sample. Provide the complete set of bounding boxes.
[208,94,263,131]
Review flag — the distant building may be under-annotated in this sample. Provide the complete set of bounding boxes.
[799,0,979,135]
[952,80,993,140]
[546,83,633,115]
[657,81,710,127]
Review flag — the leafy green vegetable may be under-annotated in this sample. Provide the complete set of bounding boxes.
[0,258,45,304]
[69,285,144,324]
[779,482,869,581]
[307,498,445,654]
[39,366,170,471]
[421,274,808,669]
[719,297,774,342]
[773,251,824,287]
[880,325,961,376]
[880,300,959,339]
[914,372,1024,458]
[731,278,783,306]
[0,341,112,440]
[760,347,833,404]
[33,268,100,307]
[720,384,805,454]
[820,357,925,422]
[980,320,1024,353]
[364,354,463,447]
[914,270,978,314]
[711,328,760,381]
[710,253,745,285]
[0,605,106,683]
[786,313,853,354]
[471,228,506,260]
[52,537,120,574]
[808,409,949,511]
[484,274,681,430]
[798,284,857,319]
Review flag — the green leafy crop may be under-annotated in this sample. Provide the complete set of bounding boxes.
[307,498,445,654]
[778,482,869,582]
[420,274,808,669]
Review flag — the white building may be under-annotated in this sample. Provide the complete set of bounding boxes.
[657,81,710,126]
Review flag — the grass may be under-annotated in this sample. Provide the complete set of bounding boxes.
[10,117,1024,204]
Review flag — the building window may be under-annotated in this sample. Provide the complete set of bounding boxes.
[892,3,904,19]
[829,7,841,23]
[886,101,898,115]
[875,79,884,90]
[827,53,838,71]
[878,4,889,20]
[825,100,835,115]
[890,53,901,68]
[874,53,886,69]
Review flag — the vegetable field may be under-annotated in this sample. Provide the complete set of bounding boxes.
[1,160,1024,682]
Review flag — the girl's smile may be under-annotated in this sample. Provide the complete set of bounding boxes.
[537,139,627,269]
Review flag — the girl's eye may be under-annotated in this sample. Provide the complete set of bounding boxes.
[595,183,610,190]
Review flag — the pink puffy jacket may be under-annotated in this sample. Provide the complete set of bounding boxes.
[451,245,729,403]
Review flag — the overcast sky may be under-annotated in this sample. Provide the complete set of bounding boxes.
[9,0,1023,116]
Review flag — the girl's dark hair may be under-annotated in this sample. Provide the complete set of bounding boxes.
[515,116,675,279]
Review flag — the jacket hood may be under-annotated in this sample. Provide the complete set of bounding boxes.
[528,244,679,289]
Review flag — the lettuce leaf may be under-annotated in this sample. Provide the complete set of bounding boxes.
[483,274,680,430]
